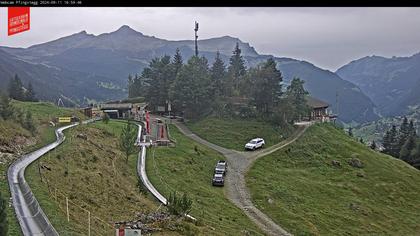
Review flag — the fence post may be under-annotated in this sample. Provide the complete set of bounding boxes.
[66,197,69,222]
[88,210,91,236]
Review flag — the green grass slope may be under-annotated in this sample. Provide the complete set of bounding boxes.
[247,123,420,235]
[26,121,162,235]
[1,101,86,236]
[146,125,264,235]
[187,117,293,151]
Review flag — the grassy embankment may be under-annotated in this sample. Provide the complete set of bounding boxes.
[187,117,294,151]
[146,124,265,235]
[247,123,420,235]
[0,101,85,236]
[25,120,178,235]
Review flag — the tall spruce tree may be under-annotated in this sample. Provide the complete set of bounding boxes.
[8,75,24,101]
[142,55,174,110]
[285,77,310,121]
[383,125,399,157]
[249,58,283,115]
[170,56,212,119]
[398,117,410,151]
[408,120,416,136]
[227,43,247,95]
[172,48,183,76]
[400,134,416,162]
[25,82,37,102]
[210,51,226,98]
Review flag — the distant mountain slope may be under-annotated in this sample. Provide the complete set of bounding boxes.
[336,53,420,116]
[274,58,379,123]
[0,49,125,106]
[0,25,378,123]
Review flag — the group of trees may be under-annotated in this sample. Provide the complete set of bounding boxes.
[0,93,36,135]
[382,117,420,168]
[128,44,310,124]
[8,75,38,102]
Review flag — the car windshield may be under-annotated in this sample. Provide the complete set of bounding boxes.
[216,164,225,169]
[250,141,257,144]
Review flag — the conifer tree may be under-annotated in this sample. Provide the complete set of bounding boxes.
[8,75,24,101]
[172,48,183,76]
[25,82,37,102]
[383,125,399,157]
[400,134,416,162]
[398,116,410,152]
[228,43,247,95]
[210,51,227,97]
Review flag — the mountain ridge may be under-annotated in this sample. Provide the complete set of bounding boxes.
[337,51,420,117]
[0,25,379,123]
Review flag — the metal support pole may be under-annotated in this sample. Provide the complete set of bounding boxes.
[88,211,91,236]
[66,197,69,222]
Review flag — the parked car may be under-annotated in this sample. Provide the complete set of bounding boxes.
[212,173,225,186]
[214,160,227,176]
[245,138,265,150]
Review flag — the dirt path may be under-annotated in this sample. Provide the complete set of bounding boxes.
[174,121,311,236]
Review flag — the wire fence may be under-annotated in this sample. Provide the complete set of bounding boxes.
[47,186,115,235]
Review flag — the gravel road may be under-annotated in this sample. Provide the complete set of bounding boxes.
[174,121,310,236]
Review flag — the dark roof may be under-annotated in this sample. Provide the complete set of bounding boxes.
[306,96,329,109]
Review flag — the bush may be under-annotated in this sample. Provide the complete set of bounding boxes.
[102,113,110,124]
[167,191,193,216]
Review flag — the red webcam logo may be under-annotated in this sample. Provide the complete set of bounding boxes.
[8,7,30,36]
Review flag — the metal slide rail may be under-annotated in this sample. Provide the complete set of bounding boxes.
[8,118,100,236]
[136,123,196,221]
[136,123,168,205]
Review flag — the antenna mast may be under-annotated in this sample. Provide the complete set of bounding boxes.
[194,21,199,57]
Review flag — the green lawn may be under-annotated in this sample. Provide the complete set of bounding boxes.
[247,123,420,235]
[12,101,84,125]
[187,117,293,151]
[146,125,264,236]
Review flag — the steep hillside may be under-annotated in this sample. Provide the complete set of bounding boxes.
[187,117,294,151]
[337,53,420,116]
[353,107,420,144]
[25,121,181,235]
[0,49,125,106]
[0,101,86,235]
[247,123,420,235]
[146,125,264,235]
[0,25,377,123]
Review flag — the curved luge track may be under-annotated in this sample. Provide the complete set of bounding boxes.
[8,118,99,236]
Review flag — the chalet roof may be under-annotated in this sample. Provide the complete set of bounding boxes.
[306,96,329,109]
[100,103,132,109]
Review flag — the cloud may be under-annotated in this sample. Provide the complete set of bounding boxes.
[0,7,419,70]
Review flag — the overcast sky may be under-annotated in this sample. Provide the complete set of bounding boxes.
[1,7,420,71]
